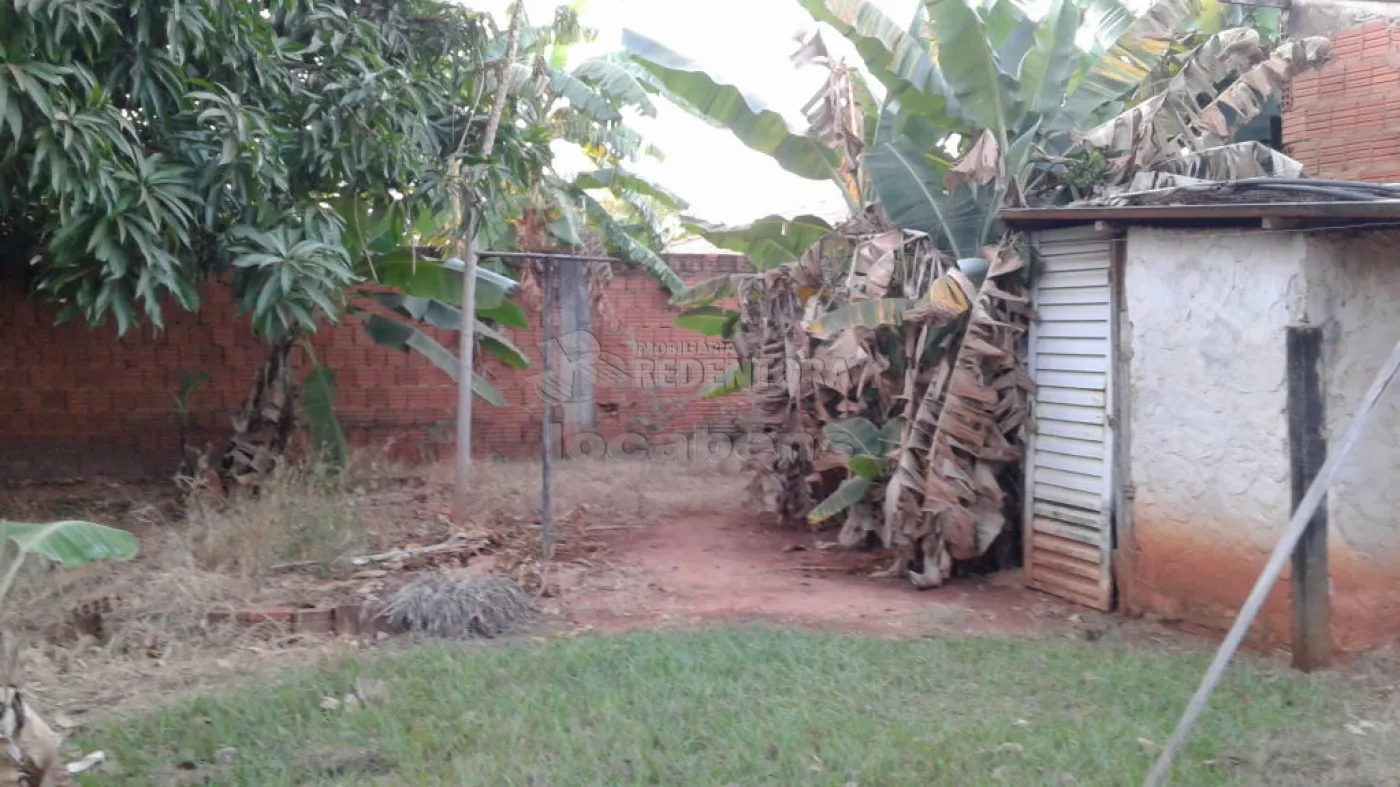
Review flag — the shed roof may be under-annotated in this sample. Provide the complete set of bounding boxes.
[1001,178,1400,230]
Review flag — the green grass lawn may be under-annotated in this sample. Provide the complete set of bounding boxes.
[75,628,1349,786]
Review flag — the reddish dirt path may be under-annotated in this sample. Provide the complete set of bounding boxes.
[551,509,1096,639]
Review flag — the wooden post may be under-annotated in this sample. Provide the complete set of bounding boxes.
[1287,326,1330,671]
[1144,335,1400,787]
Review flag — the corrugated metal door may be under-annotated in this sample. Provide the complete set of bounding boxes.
[1023,226,1115,611]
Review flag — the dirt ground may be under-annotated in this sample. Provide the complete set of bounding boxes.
[552,509,1083,638]
[1,459,1397,751]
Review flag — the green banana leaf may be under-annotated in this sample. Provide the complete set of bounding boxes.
[573,58,659,117]
[808,297,916,339]
[866,138,993,259]
[796,0,955,120]
[551,68,622,123]
[1060,0,1203,125]
[807,477,872,525]
[848,454,886,480]
[303,364,348,469]
[684,214,832,271]
[698,361,753,399]
[623,30,841,181]
[1020,0,1084,116]
[363,315,506,406]
[823,417,884,458]
[479,299,529,329]
[580,190,685,295]
[369,250,511,309]
[675,306,740,337]
[922,0,1021,137]
[669,273,748,307]
[369,293,532,369]
[572,168,688,211]
[0,520,139,567]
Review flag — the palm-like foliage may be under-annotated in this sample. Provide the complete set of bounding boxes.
[626,0,1330,586]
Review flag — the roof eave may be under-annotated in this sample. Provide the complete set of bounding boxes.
[1001,200,1400,230]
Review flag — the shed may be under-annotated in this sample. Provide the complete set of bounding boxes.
[1002,181,1400,655]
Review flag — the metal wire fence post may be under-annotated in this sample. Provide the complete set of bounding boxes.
[540,258,555,560]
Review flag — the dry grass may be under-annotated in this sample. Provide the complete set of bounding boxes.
[184,463,367,577]
[0,453,747,718]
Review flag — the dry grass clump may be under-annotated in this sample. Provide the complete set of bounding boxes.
[382,576,533,639]
[183,462,367,577]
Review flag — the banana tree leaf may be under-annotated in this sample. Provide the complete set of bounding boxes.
[985,0,1038,74]
[684,214,831,271]
[580,191,685,295]
[866,138,992,259]
[1060,0,1203,125]
[823,417,884,458]
[545,184,587,247]
[368,294,532,370]
[369,250,511,309]
[1085,31,1328,166]
[879,418,903,451]
[475,320,531,369]
[572,168,688,211]
[1019,0,1082,116]
[808,297,915,339]
[551,68,622,123]
[922,0,1021,137]
[0,520,139,567]
[370,292,459,328]
[669,273,748,307]
[848,454,886,480]
[796,0,955,119]
[573,57,658,117]
[675,306,739,337]
[623,30,841,181]
[479,299,529,328]
[807,476,872,525]
[875,102,956,161]
[363,315,506,405]
[699,361,753,399]
[303,364,348,469]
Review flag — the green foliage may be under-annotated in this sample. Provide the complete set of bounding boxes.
[674,306,739,338]
[0,519,139,606]
[621,30,843,181]
[698,361,754,399]
[4,0,685,341]
[302,363,348,469]
[809,416,903,524]
[684,215,833,271]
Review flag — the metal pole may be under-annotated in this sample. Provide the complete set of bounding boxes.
[1144,335,1400,787]
[481,250,625,263]
[540,259,555,560]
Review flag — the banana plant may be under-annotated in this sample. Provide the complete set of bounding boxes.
[0,521,139,608]
[808,417,903,525]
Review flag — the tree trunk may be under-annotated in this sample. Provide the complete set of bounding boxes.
[219,336,297,489]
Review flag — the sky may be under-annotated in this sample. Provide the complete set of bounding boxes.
[466,0,920,226]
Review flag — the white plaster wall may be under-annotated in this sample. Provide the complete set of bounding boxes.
[1305,231,1400,559]
[1125,228,1308,550]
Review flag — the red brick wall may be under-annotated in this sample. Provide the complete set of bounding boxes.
[0,254,752,479]
[1283,21,1400,181]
